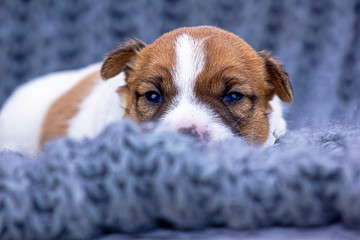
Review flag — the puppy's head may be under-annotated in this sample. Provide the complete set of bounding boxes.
[101,26,293,145]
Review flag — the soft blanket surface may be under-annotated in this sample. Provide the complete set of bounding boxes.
[0,120,359,240]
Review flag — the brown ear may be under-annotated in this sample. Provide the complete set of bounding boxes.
[259,51,293,104]
[101,38,146,80]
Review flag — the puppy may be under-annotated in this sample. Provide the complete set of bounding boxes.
[0,26,293,155]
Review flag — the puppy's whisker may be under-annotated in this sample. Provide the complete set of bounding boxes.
[228,115,245,130]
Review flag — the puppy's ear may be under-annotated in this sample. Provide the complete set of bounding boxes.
[101,39,146,80]
[259,51,293,104]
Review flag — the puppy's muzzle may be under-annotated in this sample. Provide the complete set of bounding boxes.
[178,125,210,143]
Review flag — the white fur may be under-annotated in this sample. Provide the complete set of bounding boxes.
[67,72,126,140]
[0,63,101,155]
[157,98,234,142]
[172,34,206,98]
[263,96,288,147]
[157,34,233,141]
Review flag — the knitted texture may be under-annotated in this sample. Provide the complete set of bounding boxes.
[0,120,359,240]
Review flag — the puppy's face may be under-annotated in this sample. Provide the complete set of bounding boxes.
[101,26,293,145]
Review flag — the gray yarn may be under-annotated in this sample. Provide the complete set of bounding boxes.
[0,120,360,240]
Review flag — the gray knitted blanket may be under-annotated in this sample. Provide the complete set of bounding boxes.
[0,120,359,239]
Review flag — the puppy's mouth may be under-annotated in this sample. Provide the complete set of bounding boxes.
[140,122,211,144]
[178,125,211,144]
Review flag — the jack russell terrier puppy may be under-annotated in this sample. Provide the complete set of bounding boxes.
[0,26,293,155]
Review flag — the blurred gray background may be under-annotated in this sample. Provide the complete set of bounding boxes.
[0,0,359,128]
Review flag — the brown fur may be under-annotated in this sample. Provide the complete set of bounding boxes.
[102,34,178,122]
[258,50,293,103]
[190,27,274,144]
[101,39,146,80]
[123,36,178,122]
[39,71,101,148]
[101,26,293,145]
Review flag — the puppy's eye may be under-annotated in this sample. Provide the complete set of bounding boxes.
[223,92,243,103]
[145,91,163,104]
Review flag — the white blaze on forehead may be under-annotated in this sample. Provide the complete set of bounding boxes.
[172,34,206,98]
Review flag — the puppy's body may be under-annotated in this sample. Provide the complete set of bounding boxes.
[0,26,292,155]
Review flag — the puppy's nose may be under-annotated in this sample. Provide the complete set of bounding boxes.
[178,125,201,138]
